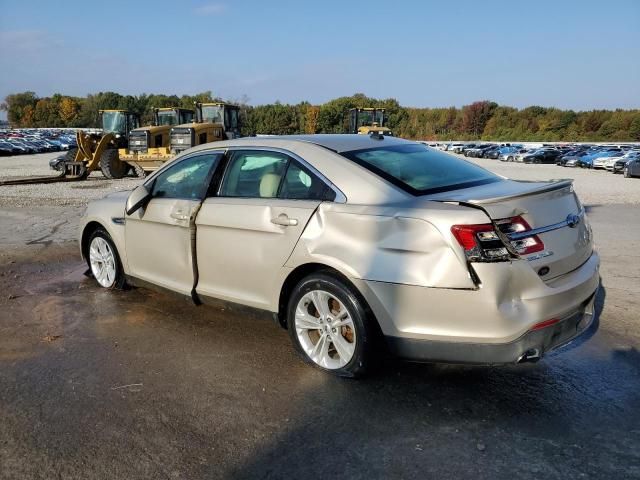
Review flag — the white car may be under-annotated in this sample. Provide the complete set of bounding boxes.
[605,151,640,171]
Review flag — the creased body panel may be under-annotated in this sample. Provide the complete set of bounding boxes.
[354,252,599,344]
[286,202,487,289]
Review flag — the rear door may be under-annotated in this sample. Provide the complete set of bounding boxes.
[194,149,334,310]
[125,152,223,294]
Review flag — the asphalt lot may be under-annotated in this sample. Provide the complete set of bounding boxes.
[1,153,639,479]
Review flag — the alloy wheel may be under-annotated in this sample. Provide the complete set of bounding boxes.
[294,290,357,369]
[89,237,116,288]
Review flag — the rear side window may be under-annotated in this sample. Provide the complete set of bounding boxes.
[220,151,289,198]
[340,143,500,195]
[280,161,334,201]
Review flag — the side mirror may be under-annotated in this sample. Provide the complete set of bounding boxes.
[126,184,152,216]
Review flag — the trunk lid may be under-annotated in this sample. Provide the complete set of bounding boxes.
[430,179,593,280]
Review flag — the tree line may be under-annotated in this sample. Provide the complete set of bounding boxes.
[2,91,639,141]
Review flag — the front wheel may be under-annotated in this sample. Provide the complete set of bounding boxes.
[287,273,377,377]
[87,228,126,289]
[100,149,127,179]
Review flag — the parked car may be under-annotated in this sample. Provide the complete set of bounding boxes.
[522,149,563,164]
[500,147,529,162]
[592,150,626,169]
[604,151,640,171]
[557,148,589,166]
[80,135,599,377]
[611,154,640,173]
[623,157,640,178]
[482,146,503,159]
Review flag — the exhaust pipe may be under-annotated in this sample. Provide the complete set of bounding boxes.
[517,348,541,363]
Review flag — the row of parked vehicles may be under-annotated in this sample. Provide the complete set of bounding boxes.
[0,129,77,156]
[432,142,640,179]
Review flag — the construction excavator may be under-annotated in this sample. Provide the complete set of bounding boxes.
[348,108,393,136]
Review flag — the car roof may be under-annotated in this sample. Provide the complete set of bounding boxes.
[217,134,412,153]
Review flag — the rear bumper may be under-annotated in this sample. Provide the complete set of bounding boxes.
[385,291,597,364]
[352,251,600,364]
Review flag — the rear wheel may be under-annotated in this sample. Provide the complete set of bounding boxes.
[100,149,127,179]
[287,273,377,378]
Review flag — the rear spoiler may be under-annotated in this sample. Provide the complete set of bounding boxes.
[465,179,574,205]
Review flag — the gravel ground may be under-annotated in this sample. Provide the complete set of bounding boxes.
[1,151,638,208]
[0,152,143,207]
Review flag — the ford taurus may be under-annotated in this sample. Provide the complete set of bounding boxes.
[80,135,599,377]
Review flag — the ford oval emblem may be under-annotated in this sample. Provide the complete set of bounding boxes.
[566,213,581,228]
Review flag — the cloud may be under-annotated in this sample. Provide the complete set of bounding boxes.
[194,3,226,15]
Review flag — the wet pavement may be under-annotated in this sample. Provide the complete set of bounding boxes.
[0,205,639,479]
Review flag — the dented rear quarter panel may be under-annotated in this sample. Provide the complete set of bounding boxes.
[284,199,491,290]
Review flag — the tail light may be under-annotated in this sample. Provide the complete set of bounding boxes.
[496,216,545,255]
[451,215,545,262]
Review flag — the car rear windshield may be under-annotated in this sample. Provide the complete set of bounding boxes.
[340,143,501,195]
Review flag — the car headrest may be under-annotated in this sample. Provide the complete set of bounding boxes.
[259,173,281,198]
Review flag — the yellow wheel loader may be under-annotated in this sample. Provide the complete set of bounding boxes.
[64,109,140,179]
[118,107,194,176]
[348,108,393,136]
[169,102,241,153]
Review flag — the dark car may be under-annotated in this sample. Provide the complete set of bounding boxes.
[522,149,562,164]
[482,146,502,159]
[557,148,589,166]
[623,158,640,178]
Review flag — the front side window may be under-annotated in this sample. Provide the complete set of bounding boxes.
[151,153,220,200]
[341,143,501,195]
[220,151,289,198]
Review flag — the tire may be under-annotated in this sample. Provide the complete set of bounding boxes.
[100,148,127,179]
[287,273,378,378]
[86,228,126,290]
[129,162,147,178]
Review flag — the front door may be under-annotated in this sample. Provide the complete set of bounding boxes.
[125,152,222,295]
[195,149,333,310]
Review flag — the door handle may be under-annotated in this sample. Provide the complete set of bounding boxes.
[271,214,298,227]
[170,210,189,221]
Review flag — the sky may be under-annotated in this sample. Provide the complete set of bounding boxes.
[0,0,639,120]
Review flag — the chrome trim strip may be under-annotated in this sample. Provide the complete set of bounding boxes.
[508,209,584,241]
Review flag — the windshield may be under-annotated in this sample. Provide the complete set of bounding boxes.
[157,111,178,126]
[201,105,224,123]
[102,111,127,134]
[341,143,501,195]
